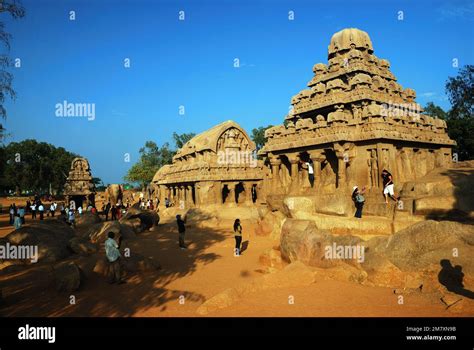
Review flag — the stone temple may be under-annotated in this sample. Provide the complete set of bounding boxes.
[153,28,456,229]
[153,120,264,207]
[63,157,96,208]
[259,27,454,196]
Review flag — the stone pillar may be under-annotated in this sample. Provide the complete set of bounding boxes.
[308,151,325,190]
[227,183,235,206]
[243,182,252,204]
[186,185,193,206]
[269,156,282,191]
[287,154,300,192]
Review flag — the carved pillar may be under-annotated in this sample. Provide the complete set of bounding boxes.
[308,150,325,190]
[287,154,300,192]
[227,183,235,206]
[243,182,252,204]
[269,156,282,191]
[186,185,193,206]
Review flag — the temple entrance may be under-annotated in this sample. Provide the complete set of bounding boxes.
[235,182,245,204]
[252,184,257,203]
[222,184,230,204]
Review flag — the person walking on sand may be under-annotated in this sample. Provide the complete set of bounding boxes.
[381,169,399,204]
[14,213,22,230]
[176,214,186,249]
[68,209,75,228]
[9,204,15,225]
[105,232,125,284]
[111,205,117,221]
[30,202,36,219]
[105,202,111,221]
[233,218,243,256]
[38,202,45,220]
[352,186,366,218]
[19,206,25,224]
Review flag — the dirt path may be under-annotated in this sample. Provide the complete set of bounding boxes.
[0,216,470,317]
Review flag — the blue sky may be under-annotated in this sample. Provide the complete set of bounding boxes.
[2,0,473,183]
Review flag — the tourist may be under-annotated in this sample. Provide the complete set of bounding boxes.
[14,213,22,230]
[30,202,37,219]
[91,206,97,214]
[176,214,186,249]
[165,198,170,208]
[19,207,25,224]
[105,232,124,284]
[301,159,315,188]
[352,186,366,218]
[68,209,75,227]
[25,200,31,214]
[105,202,111,221]
[381,169,399,204]
[50,202,57,217]
[9,204,15,225]
[38,202,45,220]
[78,206,83,215]
[111,205,117,221]
[233,218,243,256]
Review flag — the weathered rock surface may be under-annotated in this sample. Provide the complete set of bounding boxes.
[53,261,82,292]
[68,237,98,256]
[1,221,75,264]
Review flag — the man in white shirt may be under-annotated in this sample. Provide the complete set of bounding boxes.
[302,160,315,188]
[105,232,124,284]
[38,203,45,220]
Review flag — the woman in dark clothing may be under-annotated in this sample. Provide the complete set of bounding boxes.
[352,186,366,218]
[233,219,242,256]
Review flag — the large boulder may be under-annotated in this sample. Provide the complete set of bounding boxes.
[280,219,366,269]
[75,212,102,229]
[68,237,98,256]
[53,261,82,292]
[86,221,122,244]
[366,220,474,274]
[1,220,75,264]
[120,205,159,233]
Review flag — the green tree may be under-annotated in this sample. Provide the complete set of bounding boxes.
[0,0,25,141]
[251,125,273,150]
[1,139,78,194]
[124,141,174,188]
[172,132,196,149]
[424,102,447,120]
[445,65,474,160]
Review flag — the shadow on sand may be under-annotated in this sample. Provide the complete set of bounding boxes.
[0,221,228,316]
[438,259,474,299]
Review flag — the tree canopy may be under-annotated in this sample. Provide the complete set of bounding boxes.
[0,0,25,141]
[424,65,474,160]
[124,132,196,188]
[0,139,79,194]
[251,125,273,150]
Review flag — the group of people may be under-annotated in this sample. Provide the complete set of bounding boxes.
[351,169,400,219]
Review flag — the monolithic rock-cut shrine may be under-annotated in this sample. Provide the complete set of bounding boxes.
[259,28,455,196]
[63,157,96,208]
[152,120,263,207]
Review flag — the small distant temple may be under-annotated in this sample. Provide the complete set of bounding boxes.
[153,28,455,208]
[63,157,96,208]
[152,121,263,207]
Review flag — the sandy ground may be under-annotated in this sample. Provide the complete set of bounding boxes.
[0,197,471,317]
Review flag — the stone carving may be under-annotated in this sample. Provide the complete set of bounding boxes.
[259,28,455,195]
[63,157,95,208]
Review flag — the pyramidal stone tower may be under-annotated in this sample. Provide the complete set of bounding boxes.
[259,28,455,195]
